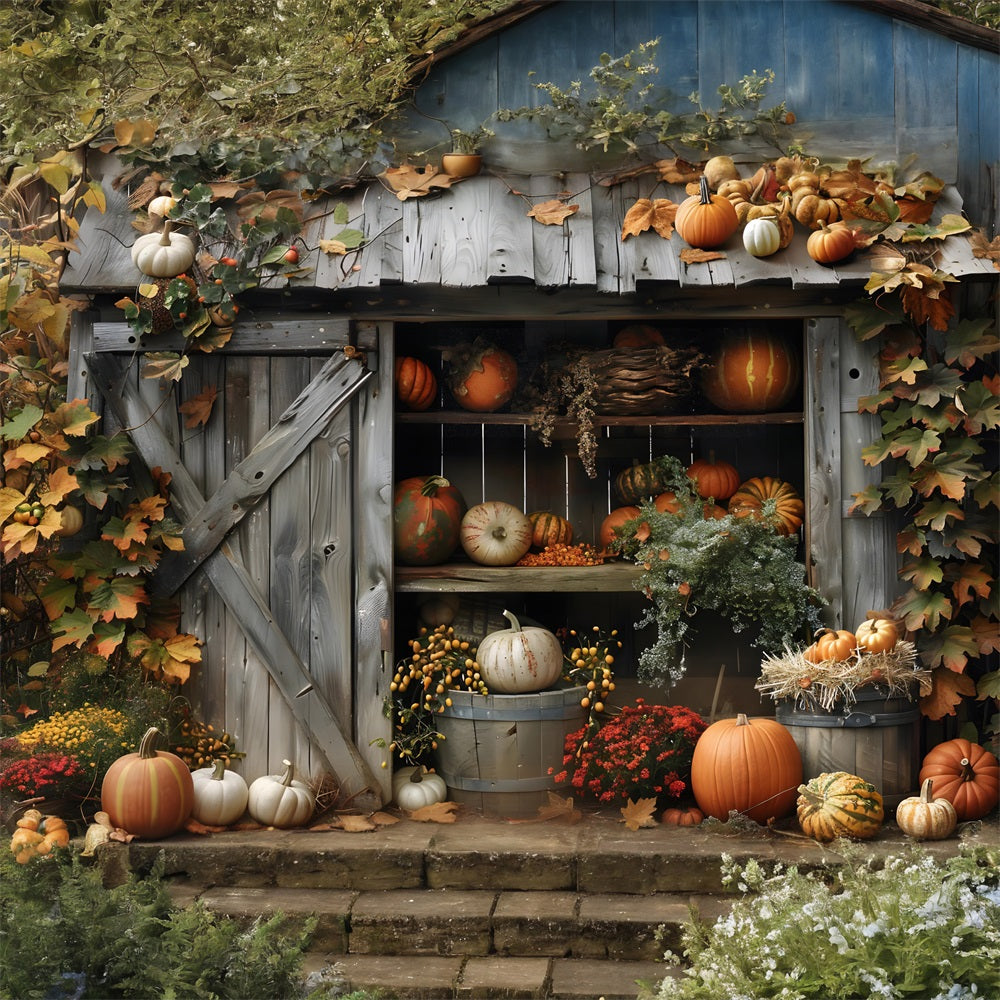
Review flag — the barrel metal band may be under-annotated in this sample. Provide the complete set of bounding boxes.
[443,703,582,722]
[777,706,921,729]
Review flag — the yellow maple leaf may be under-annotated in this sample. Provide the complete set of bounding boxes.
[408,800,460,823]
[381,164,456,201]
[680,248,726,264]
[621,797,658,831]
[318,238,348,255]
[527,199,580,226]
[919,667,976,720]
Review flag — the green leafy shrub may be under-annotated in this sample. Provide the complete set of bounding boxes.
[659,845,1000,999]
[0,851,320,999]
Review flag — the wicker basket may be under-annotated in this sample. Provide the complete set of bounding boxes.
[583,344,704,415]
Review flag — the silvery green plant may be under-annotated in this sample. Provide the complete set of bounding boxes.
[659,845,1000,999]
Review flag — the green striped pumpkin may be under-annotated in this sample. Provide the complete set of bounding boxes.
[528,511,573,549]
[614,459,672,505]
[796,771,884,842]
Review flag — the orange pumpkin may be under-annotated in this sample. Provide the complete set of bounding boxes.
[528,510,573,549]
[395,356,438,411]
[612,324,666,349]
[701,331,801,413]
[675,175,739,249]
[855,617,899,654]
[599,506,641,550]
[661,806,704,827]
[802,628,857,663]
[686,454,740,501]
[690,713,802,824]
[806,222,855,265]
[446,340,518,412]
[101,727,195,839]
[918,739,999,821]
[728,476,804,536]
[653,491,681,514]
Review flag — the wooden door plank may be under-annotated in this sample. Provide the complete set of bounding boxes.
[565,172,597,287]
[487,174,534,282]
[354,321,394,802]
[403,195,443,285]
[152,351,372,595]
[440,178,489,287]
[86,351,381,804]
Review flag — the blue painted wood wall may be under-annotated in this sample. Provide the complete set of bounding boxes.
[400,0,998,231]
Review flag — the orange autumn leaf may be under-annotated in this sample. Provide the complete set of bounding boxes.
[621,797,658,831]
[408,800,459,823]
[507,792,582,825]
[178,385,218,428]
[381,163,456,200]
[528,199,579,225]
[621,198,678,240]
[680,248,726,264]
[919,667,975,720]
[655,157,702,185]
[901,284,954,332]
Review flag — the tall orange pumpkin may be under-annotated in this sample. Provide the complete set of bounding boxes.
[690,713,802,823]
[702,331,801,413]
[395,356,438,411]
[101,727,195,839]
[675,175,739,249]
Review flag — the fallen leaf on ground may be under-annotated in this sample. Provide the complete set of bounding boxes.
[184,818,227,835]
[408,800,460,823]
[338,814,378,832]
[507,792,582,824]
[371,811,400,826]
[621,797,658,831]
[680,248,725,264]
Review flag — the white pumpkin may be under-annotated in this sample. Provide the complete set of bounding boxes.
[131,220,196,278]
[476,609,564,694]
[246,759,315,828]
[742,217,781,258]
[460,501,532,566]
[191,759,249,826]
[393,766,447,810]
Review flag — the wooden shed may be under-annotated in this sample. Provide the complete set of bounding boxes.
[62,0,999,806]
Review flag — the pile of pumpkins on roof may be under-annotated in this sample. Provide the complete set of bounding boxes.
[672,152,938,264]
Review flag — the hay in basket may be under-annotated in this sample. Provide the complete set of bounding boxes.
[755,640,932,712]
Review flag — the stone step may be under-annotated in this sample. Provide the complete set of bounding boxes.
[301,953,681,999]
[175,884,731,963]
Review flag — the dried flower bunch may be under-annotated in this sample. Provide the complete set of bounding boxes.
[553,699,706,805]
[381,624,484,765]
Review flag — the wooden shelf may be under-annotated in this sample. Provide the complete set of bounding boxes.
[397,410,804,427]
[395,561,642,593]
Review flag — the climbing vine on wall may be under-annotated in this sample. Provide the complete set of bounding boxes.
[845,269,998,734]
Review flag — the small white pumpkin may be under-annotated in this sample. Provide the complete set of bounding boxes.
[476,609,564,694]
[190,759,249,827]
[460,501,532,566]
[247,759,315,828]
[895,777,958,841]
[393,766,448,811]
[131,220,196,278]
[742,217,782,258]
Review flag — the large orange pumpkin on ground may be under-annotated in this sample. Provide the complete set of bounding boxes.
[101,727,195,839]
[702,331,801,413]
[393,475,467,566]
[918,739,999,821]
[728,476,804,536]
[690,713,802,824]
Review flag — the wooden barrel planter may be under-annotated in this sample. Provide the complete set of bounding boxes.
[775,687,920,809]
[435,686,587,817]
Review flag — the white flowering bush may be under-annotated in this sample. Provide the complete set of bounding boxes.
[660,845,1000,1000]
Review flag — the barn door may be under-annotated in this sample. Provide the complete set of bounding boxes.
[86,341,387,807]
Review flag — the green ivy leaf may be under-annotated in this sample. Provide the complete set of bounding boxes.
[900,556,944,590]
[141,352,188,382]
[913,446,983,501]
[944,318,1000,369]
[911,363,965,407]
[848,483,885,515]
[958,379,1000,434]
[894,588,953,632]
[844,297,906,340]
[882,354,928,386]
[50,607,96,651]
[0,404,42,441]
[976,670,1000,699]
[900,213,973,243]
[918,624,978,672]
[939,519,993,558]
[913,497,965,532]
[972,471,1000,510]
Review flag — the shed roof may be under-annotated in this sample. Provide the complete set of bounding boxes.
[62,158,995,308]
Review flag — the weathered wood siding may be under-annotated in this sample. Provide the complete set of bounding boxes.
[401,0,998,230]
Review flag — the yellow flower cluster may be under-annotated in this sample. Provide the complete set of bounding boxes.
[563,626,619,718]
[16,704,129,753]
[391,624,485,715]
